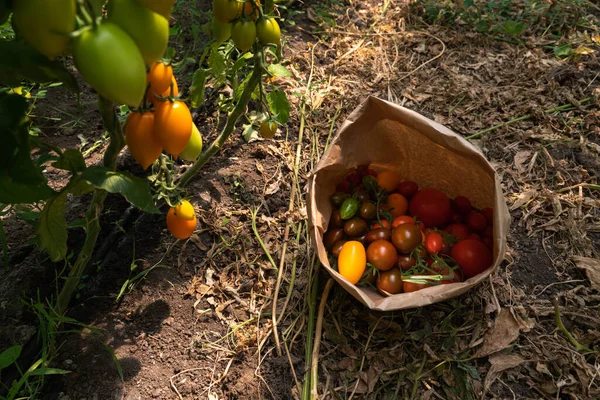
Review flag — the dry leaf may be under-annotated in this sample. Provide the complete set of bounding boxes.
[514,150,532,174]
[511,189,538,210]
[484,354,525,391]
[571,256,600,290]
[475,308,533,357]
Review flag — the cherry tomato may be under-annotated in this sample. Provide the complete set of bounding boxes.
[386,193,408,217]
[125,111,162,170]
[483,225,494,238]
[338,241,366,284]
[179,123,203,162]
[425,232,443,254]
[256,16,281,45]
[391,224,422,254]
[212,0,242,23]
[354,189,370,204]
[453,196,472,215]
[377,170,402,193]
[323,229,344,250]
[331,241,346,257]
[231,19,257,52]
[482,207,494,225]
[346,171,362,186]
[376,268,403,295]
[167,207,197,240]
[397,255,416,271]
[482,236,494,250]
[336,180,351,193]
[149,61,173,95]
[137,0,175,17]
[466,210,487,233]
[371,220,390,229]
[260,121,278,138]
[330,192,349,207]
[212,19,232,44]
[365,228,391,243]
[107,0,169,66]
[451,239,493,279]
[154,100,193,158]
[174,200,195,221]
[12,0,76,60]
[409,188,451,228]
[242,0,260,20]
[467,233,481,241]
[392,215,415,228]
[449,210,464,224]
[397,181,418,199]
[367,240,398,271]
[359,202,377,220]
[444,223,469,241]
[343,217,367,237]
[330,209,344,229]
[403,281,429,293]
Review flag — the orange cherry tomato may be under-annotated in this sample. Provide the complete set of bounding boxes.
[376,170,402,193]
[154,100,193,158]
[386,193,408,217]
[391,215,415,228]
[125,111,162,170]
[167,207,197,239]
[148,61,173,94]
[147,76,179,105]
[337,241,366,284]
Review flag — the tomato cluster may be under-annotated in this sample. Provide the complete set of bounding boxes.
[212,0,281,52]
[326,165,495,295]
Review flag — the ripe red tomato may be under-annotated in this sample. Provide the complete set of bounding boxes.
[403,281,429,293]
[453,196,472,215]
[466,210,487,233]
[449,210,464,224]
[391,224,422,254]
[425,232,443,254]
[367,240,398,271]
[392,215,415,228]
[336,179,351,193]
[444,223,469,241]
[409,188,451,228]
[386,193,408,217]
[376,268,403,295]
[397,181,418,199]
[451,239,493,279]
[482,207,494,225]
[371,220,390,230]
[467,233,481,241]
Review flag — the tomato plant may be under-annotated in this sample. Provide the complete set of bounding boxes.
[338,241,367,284]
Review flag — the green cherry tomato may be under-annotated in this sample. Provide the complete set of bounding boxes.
[256,17,281,45]
[212,0,242,23]
[107,0,169,66]
[212,19,232,44]
[12,0,76,60]
[136,0,175,17]
[231,19,257,52]
[259,121,277,138]
[73,22,146,107]
[180,123,204,162]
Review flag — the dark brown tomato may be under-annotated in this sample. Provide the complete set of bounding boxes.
[344,218,368,237]
[354,189,370,203]
[403,281,429,293]
[330,192,348,207]
[391,224,422,254]
[331,240,346,257]
[330,209,344,228]
[376,268,403,295]
[354,233,367,245]
[323,229,344,250]
[367,240,398,271]
[397,255,416,271]
[359,202,377,220]
[365,228,391,243]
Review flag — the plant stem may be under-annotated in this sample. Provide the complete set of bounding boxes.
[466,97,593,139]
[310,278,334,399]
[56,96,125,315]
[301,260,319,400]
[552,297,591,353]
[177,49,264,187]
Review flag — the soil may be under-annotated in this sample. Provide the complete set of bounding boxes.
[2,0,600,399]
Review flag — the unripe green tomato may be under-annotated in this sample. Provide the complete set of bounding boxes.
[136,0,175,17]
[256,17,281,45]
[108,0,169,66]
[231,19,256,52]
[212,19,232,44]
[212,0,242,24]
[179,123,203,162]
[260,121,277,139]
[12,0,76,60]
[73,22,146,107]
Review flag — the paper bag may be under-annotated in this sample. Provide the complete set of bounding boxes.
[307,96,510,311]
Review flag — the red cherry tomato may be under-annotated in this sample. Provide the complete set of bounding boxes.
[482,207,494,225]
[371,220,390,229]
[409,188,451,228]
[425,232,444,254]
[467,233,481,241]
[466,210,487,233]
[450,210,464,224]
[346,171,362,186]
[336,179,351,193]
[397,255,416,271]
[453,196,472,215]
[444,223,469,241]
[397,181,418,199]
[451,239,493,279]
[403,280,429,293]
[392,215,415,228]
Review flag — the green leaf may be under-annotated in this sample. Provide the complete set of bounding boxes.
[68,176,95,195]
[0,39,79,91]
[52,149,86,173]
[82,166,160,214]
[267,90,290,124]
[0,345,21,370]
[36,192,68,262]
[503,20,525,36]
[242,123,259,142]
[190,68,207,108]
[208,45,226,86]
[0,174,54,204]
[231,52,253,75]
[554,43,572,58]
[268,64,292,77]
[234,74,252,102]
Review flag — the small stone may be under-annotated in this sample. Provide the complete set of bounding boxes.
[151,388,161,398]
[63,359,73,366]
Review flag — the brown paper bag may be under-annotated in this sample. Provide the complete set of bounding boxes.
[307,96,510,311]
